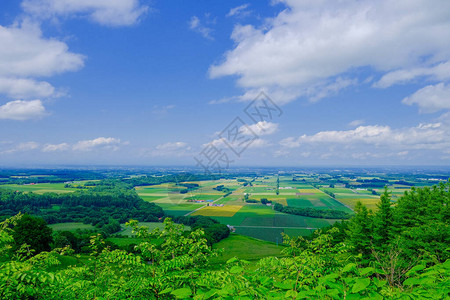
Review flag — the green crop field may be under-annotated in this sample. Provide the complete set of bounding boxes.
[1,183,78,194]
[234,227,284,243]
[334,192,379,210]
[211,233,284,264]
[139,195,166,202]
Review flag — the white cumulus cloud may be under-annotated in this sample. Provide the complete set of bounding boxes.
[42,143,70,152]
[0,77,55,99]
[402,83,450,113]
[280,122,450,152]
[0,100,46,120]
[73,137,122,151]
[241,121,279,136]
[22,0,149,26]
[0,21,84,104]
[348,119,365,127]
[375,61,450,88]
[210,0,450,103]
[0,21,85,78]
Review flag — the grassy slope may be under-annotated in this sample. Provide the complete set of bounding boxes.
[211,233,284,264]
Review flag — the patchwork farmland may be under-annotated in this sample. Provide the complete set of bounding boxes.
[132,175,355,242]
[1,172,441,243]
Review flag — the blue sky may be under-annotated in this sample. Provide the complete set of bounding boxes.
[0,0,450,167]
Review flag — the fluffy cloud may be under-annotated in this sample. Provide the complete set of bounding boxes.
[0,77,55,99]
[277,119,450,163]
[348,119,365,127]
[0,21,84,78]
[42,143,70,152]
[241,121,279,136]
[0,100,46,120]
[0,21,84,105]
[73,137,122,151]
[211,0,450,103]
[280,122,450,152]
[22,0,148,26]
[402,83,450,113]
[375,62,450,88]
[156,142,190,151]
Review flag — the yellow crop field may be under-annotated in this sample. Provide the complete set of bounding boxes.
[298,189,320,193]
[268,198,287,206]
[192,205,243,217]
[338,197,379,210]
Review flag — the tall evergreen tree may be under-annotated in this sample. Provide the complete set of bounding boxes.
[372,187,393,249]
[347,201,373,255]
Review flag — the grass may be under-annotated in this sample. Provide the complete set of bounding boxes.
[49,223,96,231]
[158,202,205,217]
[1,183,78,194]
[139,195,165,202]
[236,204,275,216]
[211,233,284,264]
[234,227,284,243]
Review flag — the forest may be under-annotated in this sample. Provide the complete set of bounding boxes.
[0,181,448,299]
[0,179,230,246]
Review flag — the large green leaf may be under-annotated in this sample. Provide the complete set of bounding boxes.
[351,278,370,294]
[171,287,192,299]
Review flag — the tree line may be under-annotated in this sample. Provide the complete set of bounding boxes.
[273,202,352,219]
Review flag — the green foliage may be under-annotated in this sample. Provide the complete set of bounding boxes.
[274,202,351,219]
[171,215,230,244]
[0,185,164,231]
[372,187,393,248]
[12,214,53,255]
[260,198,271,205]
[347,201,373,255]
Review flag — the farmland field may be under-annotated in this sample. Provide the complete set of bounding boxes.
[191,205,243,217]
[1,183,78,194]
[0,175,374,242]
[2,171,444,245]
[211,234,284,264]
